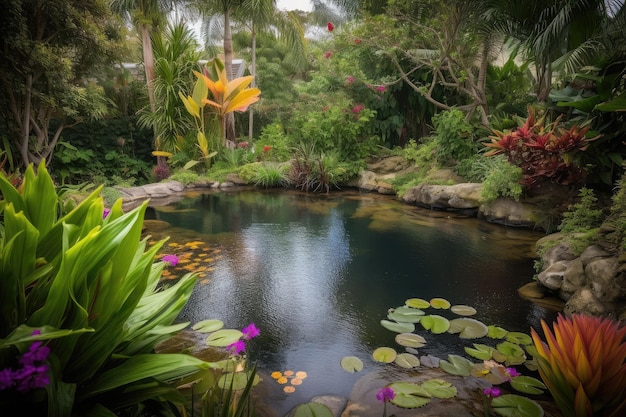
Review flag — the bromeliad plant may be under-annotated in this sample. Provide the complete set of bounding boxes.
[485,106,598,188]
[0,161,210,416]
[530,313,626,417]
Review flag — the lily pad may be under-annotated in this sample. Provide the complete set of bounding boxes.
[294,402,334,417]
[439,354,473,376]
[430,298,451,309]
[381,320,415,334]
[340,356,363,373]
[448,318,488,339]
[388,306,425,323]
[464,343,494,360]
[388,382,431,409]
[218,371,259,390]
[372,347,397,363]
[395,353,420,369]
[395,333,427,348]
[506,332,533,345]
[496,341,525,357]
[421,379,457,399]
[405,298,431,309]
[420,355,440,368]
[450,305,477,316]
[206,329,243,347]
[420,315,450,334]
[510,376,546,395]
[192,319,224,333]
[488,325,509,339]
[491,394,544,417]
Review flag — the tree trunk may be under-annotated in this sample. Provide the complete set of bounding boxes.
[223,9,236,145]
[249,24,256,141]
[141,24,157,114]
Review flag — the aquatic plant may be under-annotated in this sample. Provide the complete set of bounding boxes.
[530,313,626,417]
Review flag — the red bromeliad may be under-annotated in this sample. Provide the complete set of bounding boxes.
[530,314,626,417]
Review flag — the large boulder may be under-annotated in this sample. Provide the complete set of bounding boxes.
[479,198,541,228]
[401,183,482,210]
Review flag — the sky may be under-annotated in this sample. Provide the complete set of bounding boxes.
[276,0,312,11]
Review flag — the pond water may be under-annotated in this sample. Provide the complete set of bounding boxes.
[149,189,555,415]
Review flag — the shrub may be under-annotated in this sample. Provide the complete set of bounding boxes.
[432,109,479,164]
[252,162,290,188]
[170,170,201,185]
[558,187,604,233]
[479,156,523,204]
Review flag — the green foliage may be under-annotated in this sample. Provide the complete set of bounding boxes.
[558,188,604,233]
[400,139,437,166]
[485,55,533,117]
[252,163,290,188]
[604,169,626,251]
[432,109,479,164]
[469,156,524,204]
[255,123,292,162]
[170,170,202,186]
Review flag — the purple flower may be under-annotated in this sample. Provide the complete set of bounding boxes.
[376,386,395,402]
[242,323,260,340]
[484,387,501,398]
[103,208,110,219]
[227,340,246,355]
[162,254,179,266]
[506,367,520,378]
[19,342,50,366]
[14,364,49,392]
[375,85,386,93]
[0,368,15,390]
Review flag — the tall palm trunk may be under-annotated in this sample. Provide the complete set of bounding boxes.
[141,23,157,113]
[248,23,257,141]
[223,8,236,145]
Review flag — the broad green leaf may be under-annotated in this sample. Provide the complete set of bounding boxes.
[448,318,488,339]
[192,319,224,333]
[420,315,450,334]
[293,402,334,417]
[388,382,430,408]
[506,332,533,345]
[595,91,626,112]
[450,305,477,316]
[439,354,473,376]
[206,329,243,347]
[421,379,457,399]
[340,356,363,373]
[510,376,546,395]
[218,371,259,390]
[381,319,415,333]
[0,325,94,348]
[488,326,509,339]
[395,333,426,348]
[465,344,494,361]
[429,298,450,309]
[497,341,525,357]
[387,306,424,323]
[395,353,420,369]
[372,347,397,363]
[491,394,544,417]
[405,298,431,309]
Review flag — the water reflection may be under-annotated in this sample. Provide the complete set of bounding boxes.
[152,190,555,415]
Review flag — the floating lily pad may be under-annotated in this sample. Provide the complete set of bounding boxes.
[192,319,224,333]
[491,394,544,417]
[450,305,477,316]
[218,371,259,390]
[506,332,533,345]
[448,318,488,339]
[395,353,420,369]
[430,298,451,309]
[406,298,431,309]
[439,354,473,376]
[464,343,494,360]
[340,356,363,373]
[388,306,425,323]
[488,326,509,339]
[294,402,334,417]
[420,315,450,334]
[395,333,427,348]
[388,382,431,409]
[496,341,525,357]
[381,319,415,333]
[206,329,243,347]
[421,379,457,399]
[372,347,397,363]
[420,355,440,368]
[510,376,546,395]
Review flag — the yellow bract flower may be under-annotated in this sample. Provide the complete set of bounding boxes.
[271,371,282,379]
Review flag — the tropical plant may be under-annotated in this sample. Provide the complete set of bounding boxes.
[558,187,604,233]
[432,109,480,164]
[0,161,210,415]
[478,156,523,204]
[530,313,626,417]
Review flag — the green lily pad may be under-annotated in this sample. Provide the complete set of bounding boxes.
[510,376,546,395]
[340,356,363,373]
[505,355,528,366]
[381,320,415,334]
[523,359,538,372]
[388,382,431,409]
[405,298,431,309]
[388,306,425,323]
[218,371,259,390]
[395,333,426,348]
[294,402,334,417]
[192,319,224,333]
[506,332,533,345]
[395,353,420,369]
[420,355,440,368]
[450,305,477,316]
[497,341,525,357]
[430,298,451,309]
[372,347,397,363]
[464,343,494,360]
[439,354,473,376]
[448,318,488,339]
[421,379,457,399]
[420,315,450,334]
[491,394,544,417]
[206,329,243,347]
[488,325,509,339]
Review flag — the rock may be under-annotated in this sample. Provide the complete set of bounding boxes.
[579,245,611,265]
[517,282,565,311]
[541,242,577,268]
[536,261,568,291]
[563,288,608,316]
[402,183,482,210]
[349,171,395,194]
[226,173,248,185]
[479,198,539,228]
[367,156,409,174]
[586,258,622,303]
[560,258,586,298]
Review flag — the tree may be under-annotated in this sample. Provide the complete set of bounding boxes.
[0,0,119,170]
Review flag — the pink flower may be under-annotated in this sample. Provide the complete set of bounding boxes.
[227,340,246,355]
[354,38,361,44]
[242,323,260,340]
[237,141,249,148]
[327,22,334,32]
[162,254,179,266]
[375,85,386,93]
[324,51,332,59]
[103,208,110,219]
[346,76,354,85]
[506,367,521,378]
[376,386,395,402]
[484,387,501,398]
[352,104,365,114]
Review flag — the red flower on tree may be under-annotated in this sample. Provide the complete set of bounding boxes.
[327,22,334,32]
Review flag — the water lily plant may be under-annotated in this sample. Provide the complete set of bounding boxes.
[530,313,626,417]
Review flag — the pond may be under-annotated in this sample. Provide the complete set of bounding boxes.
[147,189,555,415]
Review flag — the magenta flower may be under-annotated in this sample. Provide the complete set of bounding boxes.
[375,86,386,93]
[103,208,110,219]
[352,104,365,114]
[327,22,334,32]
[484,387,501,398]
[376,386,395,402]
[346,76,355,85]
[162,254,179,266]
[506,367,520,378]
[0,369,15,390]
[324,51,332,59]
[242,323,260,340]
[227,340,246,355]
[1,329,50,392]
